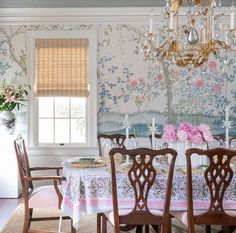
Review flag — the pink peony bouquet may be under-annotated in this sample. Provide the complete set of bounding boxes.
[162,122,214,145]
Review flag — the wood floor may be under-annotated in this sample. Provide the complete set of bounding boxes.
[0,198,20,231]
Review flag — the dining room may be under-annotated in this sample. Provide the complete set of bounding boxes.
[0,0,236,233]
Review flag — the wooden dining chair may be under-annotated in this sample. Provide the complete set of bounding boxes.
[97,133,136,233]
[14,136,76,233]
[149,134,162,149]
[102,147,177,233]
[171,148,236,233]
[97,133,135,157]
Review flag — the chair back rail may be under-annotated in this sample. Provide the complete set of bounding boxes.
[186,148,236,231]
[14,136,33,196]
[97,133,135,157]
[109,147,177,230]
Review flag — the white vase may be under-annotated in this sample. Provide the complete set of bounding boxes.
[0,111,16,135]
[169,141,203,166]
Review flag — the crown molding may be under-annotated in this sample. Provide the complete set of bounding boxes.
[0,7,232,24]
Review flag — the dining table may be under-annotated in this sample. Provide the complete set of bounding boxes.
[60,158,236,232]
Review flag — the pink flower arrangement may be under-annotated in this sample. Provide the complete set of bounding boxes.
[162,122,213,145]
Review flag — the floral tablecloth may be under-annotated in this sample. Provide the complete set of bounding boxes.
[61,161,236,229]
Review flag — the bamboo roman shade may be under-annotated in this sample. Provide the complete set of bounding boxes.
[36,38,89,97]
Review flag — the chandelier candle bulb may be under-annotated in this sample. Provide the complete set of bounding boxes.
[230,4,235,30]
[169,11,174,30]
[225,106,229,149]
[149,16,153,33]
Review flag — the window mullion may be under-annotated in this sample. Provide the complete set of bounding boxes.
[53,97,56,144]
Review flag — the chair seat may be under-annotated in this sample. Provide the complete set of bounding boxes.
[29,185,61,209]
[105,209,163,225]
[171,210,236,226]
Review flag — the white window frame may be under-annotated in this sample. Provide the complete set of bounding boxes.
[27,30,97,148]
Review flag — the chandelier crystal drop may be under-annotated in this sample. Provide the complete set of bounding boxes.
[143,0,236,68]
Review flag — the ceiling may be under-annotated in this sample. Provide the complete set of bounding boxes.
[0,0,233,8]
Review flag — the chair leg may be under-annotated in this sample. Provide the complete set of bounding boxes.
[23,206,30,233]
[28,208,33,229]
[97,213,102,233]
[102,214,107,233]
[145,225,150,233]
[161,215,171,233]
[151,225,159,233]
[206,225,211,233]
[136,225,143,233]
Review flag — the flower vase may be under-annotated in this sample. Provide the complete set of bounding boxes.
[0,111,16,135]
[169,141,200,166]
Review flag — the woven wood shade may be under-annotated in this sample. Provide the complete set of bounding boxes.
[36,38,89,97]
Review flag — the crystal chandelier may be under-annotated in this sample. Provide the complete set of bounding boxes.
[143,0,236,68]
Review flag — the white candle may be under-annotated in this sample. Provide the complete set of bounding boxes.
[225,36,229,45]
[225,106,229,149]
[152,118,155,149]
[169,11,174,30]
[212,16,215,39]
[202,28,207,43]
[149,17,153,33]
[125,114,129,163]
[125,114,128,122]
[230,4,235,30]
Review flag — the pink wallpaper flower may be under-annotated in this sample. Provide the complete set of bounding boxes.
[208,61,217,69]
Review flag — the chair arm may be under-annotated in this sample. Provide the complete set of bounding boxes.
[30,166,63,171]
[24,176,66,181]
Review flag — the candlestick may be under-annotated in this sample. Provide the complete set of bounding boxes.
[225,106,229,149]
[152,118,155,149]
[124,114,130,164]
[230,3,235,30]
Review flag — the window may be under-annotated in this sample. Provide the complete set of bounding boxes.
[27,31,97,147]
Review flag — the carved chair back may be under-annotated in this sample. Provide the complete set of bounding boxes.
[97,134,135,157]
[186,148,236,229]
[149,133,162,148]
[109,147,177,229]
[14,136,33,197]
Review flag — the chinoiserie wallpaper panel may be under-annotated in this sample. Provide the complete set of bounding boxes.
[0,24,235,137]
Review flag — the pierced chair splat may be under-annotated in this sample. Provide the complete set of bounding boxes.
[102,147,177,233]
[171,148,236,233]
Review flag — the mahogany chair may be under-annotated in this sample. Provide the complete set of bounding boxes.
[97,133,135,157]
[97,133,136,233]
[102,147,177,233]
[149,134,162,149]
[171,148,236,233]
[14,136,76,233]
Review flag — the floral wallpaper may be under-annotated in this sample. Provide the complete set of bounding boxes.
[0,23,235,138]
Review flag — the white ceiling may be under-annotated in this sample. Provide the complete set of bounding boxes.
[0,0,233,8]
